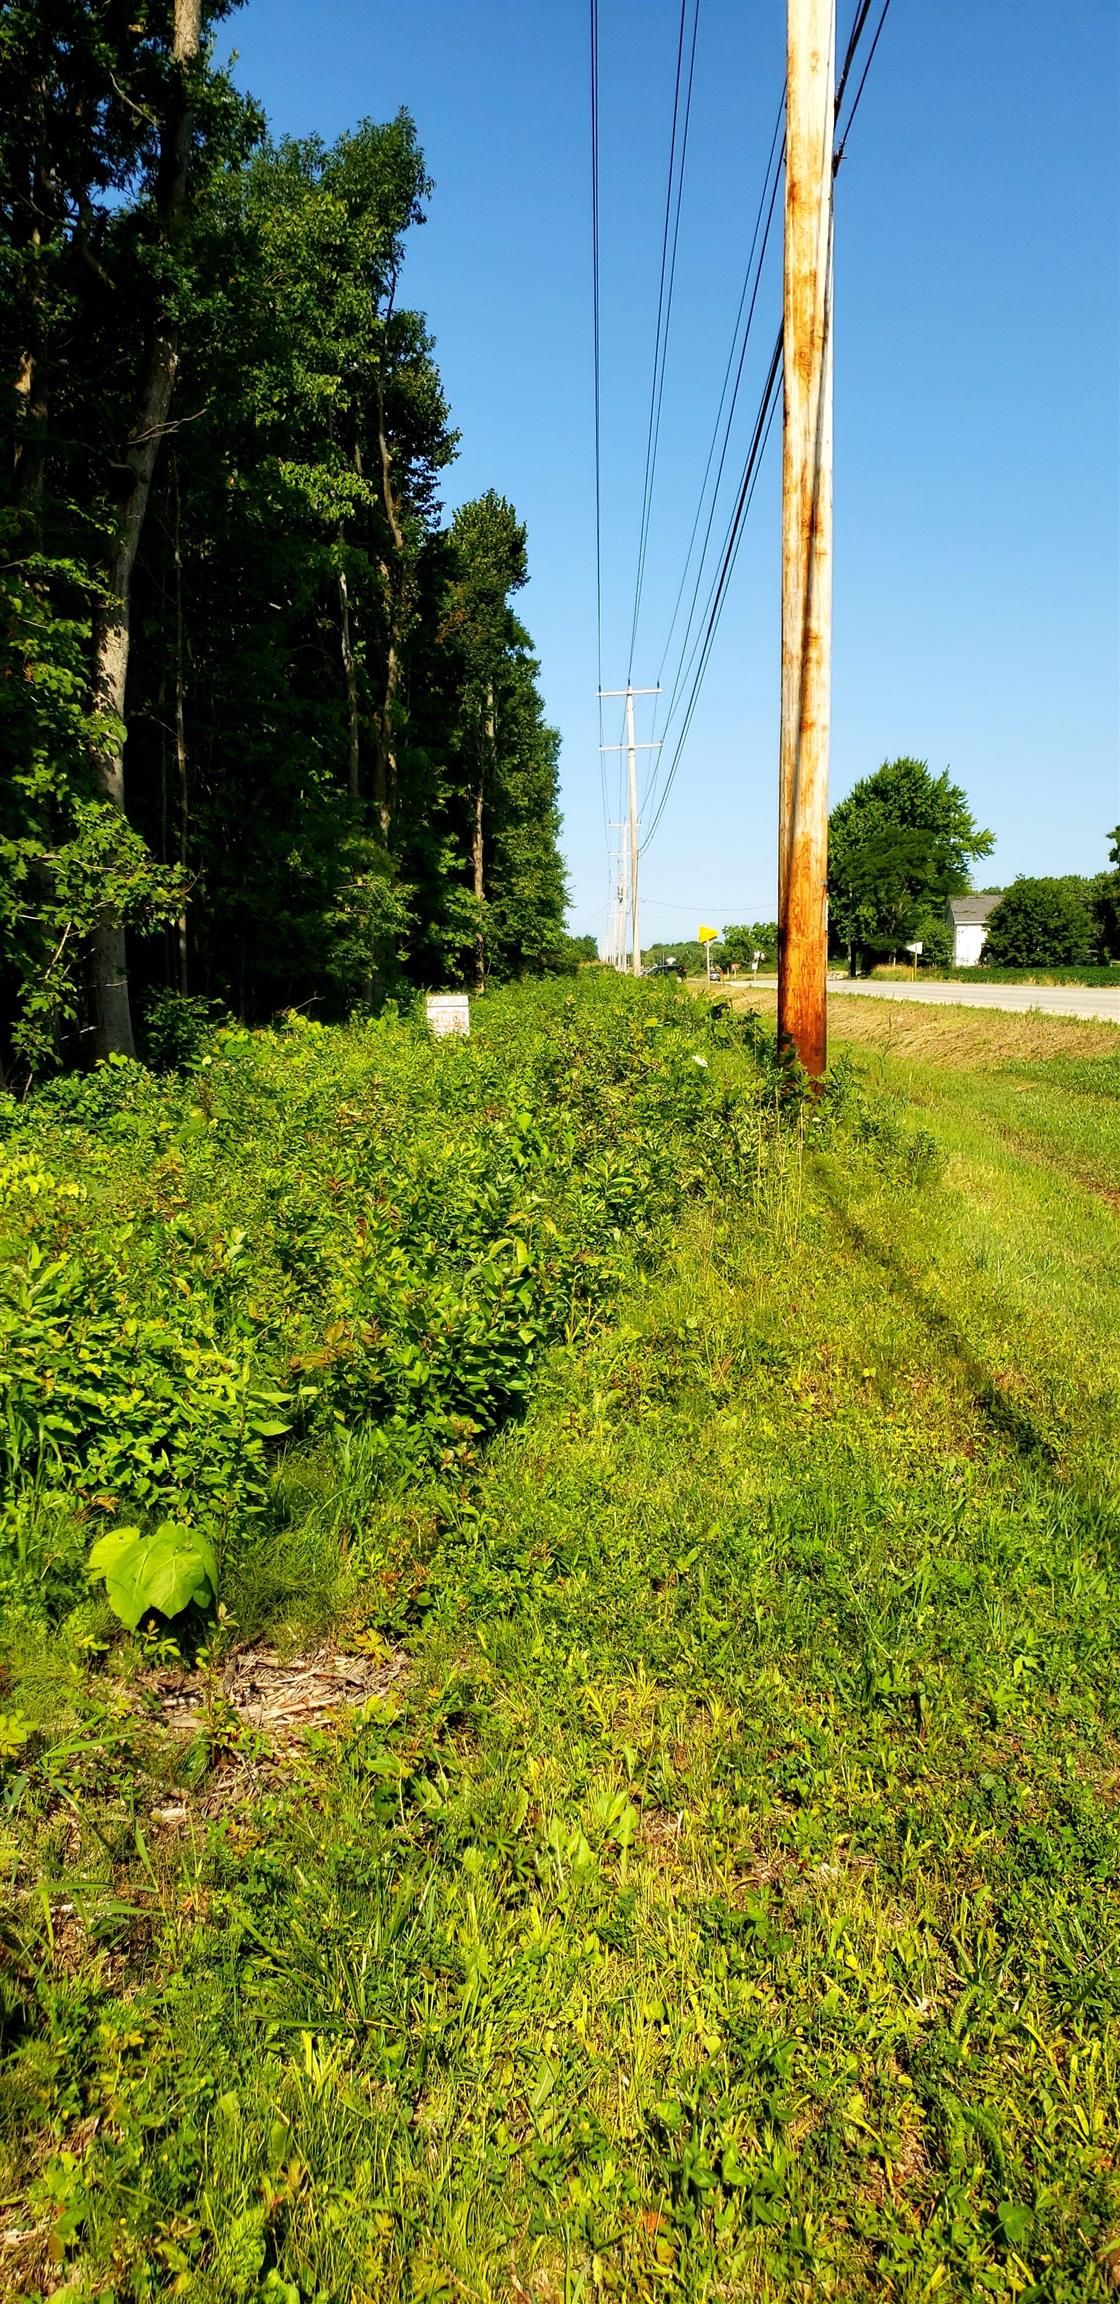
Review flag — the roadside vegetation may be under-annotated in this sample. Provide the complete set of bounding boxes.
[865,963,1120,988]
[1,977,1117,2300]
[982,871,1120,973]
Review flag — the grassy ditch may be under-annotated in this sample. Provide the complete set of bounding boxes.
[1,985,1118,2301]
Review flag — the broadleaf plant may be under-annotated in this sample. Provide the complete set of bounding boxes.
[88,1522,218,1632]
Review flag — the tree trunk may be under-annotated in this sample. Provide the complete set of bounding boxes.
[472,778,485,995]
[375,622,402,845]
[89,0,201,1058]
[174,460,190,995]
[373,370,405,847]
[338,562,360,804]
[13,238,47,528]
[13,138,52,528]
[473,680,495,995]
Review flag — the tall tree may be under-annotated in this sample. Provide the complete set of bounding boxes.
[828,758,994,972]
[440,493,528,990]
[88,0,231,1055]
[1,1,253,1067]
[124,116,456,1012]
[1,51,570,1073]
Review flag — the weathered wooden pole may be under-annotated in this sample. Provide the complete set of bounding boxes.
[778,0,834,1080]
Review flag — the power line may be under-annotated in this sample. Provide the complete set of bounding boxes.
[651,83,785,740]
[645,386,779,855]
[649,0,872,784]
[590,0,609,864]
[655,323,781,783]
[648,120,784,793]
[642,0,896,858]
[625,0,701,683]
[834,0,893,168]
[835,0,875,123]
[643,334,781,852]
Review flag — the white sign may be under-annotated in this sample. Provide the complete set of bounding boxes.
[904,941,923,955]
[426,993,470,1038]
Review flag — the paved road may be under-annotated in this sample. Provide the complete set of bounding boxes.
[742,975,1119,1024]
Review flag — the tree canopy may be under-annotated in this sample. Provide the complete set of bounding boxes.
[0,5,568,1079]
[984,877,1103,968]
[828,759,993,971]
[720,923,778,969]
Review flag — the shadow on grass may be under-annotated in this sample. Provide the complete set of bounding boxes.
[815,1165,1059,1466]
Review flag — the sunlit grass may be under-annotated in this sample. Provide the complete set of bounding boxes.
[1,989,1117,2300]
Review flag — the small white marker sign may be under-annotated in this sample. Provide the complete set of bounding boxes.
[426,993,471,1038]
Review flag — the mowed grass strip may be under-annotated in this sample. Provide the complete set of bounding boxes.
[2,994,1118,2301]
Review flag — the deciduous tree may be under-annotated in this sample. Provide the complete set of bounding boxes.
[983,877,1099,968]
[828,758,993,973]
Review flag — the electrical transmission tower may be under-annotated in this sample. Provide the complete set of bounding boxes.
[600,686,661,975]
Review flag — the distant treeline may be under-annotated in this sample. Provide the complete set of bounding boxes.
[1,2,571,1081]
[641,924,778,977]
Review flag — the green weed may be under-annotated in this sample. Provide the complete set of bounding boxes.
[0,982,1116,2300]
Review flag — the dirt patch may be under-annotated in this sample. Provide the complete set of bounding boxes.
[144,1642,409,1750]
[639,1809,684,1854]
[1,2213,52,2299]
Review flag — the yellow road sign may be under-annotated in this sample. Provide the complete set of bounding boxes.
[697,924,718,943]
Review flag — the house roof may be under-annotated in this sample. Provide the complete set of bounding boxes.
[948,893,1003,925]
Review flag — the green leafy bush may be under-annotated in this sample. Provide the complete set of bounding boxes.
[984,876,1101,966]
[143,989,225,1073]
[0,978,930,1631]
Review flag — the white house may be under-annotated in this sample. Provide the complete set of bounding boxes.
[947,892,1003,967]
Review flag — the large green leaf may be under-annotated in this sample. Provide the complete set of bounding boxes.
[88,1522,218,1631]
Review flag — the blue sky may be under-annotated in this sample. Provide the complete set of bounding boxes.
[215,0,1120,945]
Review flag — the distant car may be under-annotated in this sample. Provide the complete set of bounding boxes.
[642,958,685,980]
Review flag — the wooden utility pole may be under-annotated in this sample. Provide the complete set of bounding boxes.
[600,686,661,976]
[778,0,834,1079]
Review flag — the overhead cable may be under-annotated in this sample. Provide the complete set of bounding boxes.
[651,0,874,772]
[643,332,781,852]
[648,107,784,788]
[834,0,893,169]
[834,0,875,122]
[641,0,896,857]
[651,83,785,744]
[589,0,611,865]
[625,0,701,683]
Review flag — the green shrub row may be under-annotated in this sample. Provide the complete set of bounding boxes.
[0,977,938,1631]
